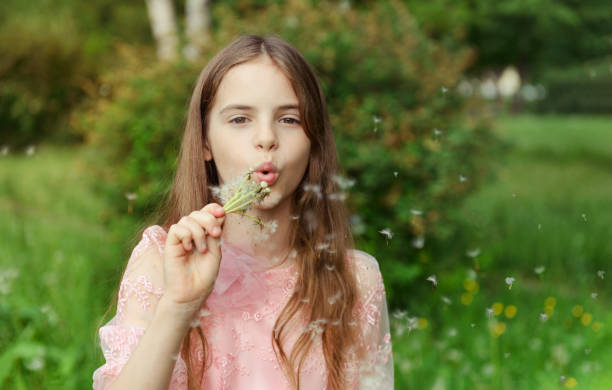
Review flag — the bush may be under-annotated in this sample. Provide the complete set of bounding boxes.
[76,0,502,309]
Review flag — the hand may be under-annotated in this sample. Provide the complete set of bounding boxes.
[162,203,226,315]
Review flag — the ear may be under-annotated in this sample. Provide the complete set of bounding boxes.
[203,140,213,161]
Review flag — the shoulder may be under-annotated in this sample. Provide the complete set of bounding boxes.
[345,249,384,294]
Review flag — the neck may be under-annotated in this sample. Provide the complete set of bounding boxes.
[220,195,294,266]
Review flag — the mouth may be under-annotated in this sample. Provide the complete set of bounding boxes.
[254,162,279,186]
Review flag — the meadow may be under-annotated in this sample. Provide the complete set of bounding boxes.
[0,114,611,389]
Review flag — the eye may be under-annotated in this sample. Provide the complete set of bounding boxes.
[229,116,249,125]
[281,117,301,125]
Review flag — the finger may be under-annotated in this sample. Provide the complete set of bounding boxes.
[167,223,193,255]
[202,203,226,220]
[181,216,208,253]
[190,209,223,238]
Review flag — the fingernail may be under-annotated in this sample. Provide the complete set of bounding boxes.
[212,227,221,235]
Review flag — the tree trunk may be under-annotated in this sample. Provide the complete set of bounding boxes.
[184,0,212,61]
[145,0,179,61]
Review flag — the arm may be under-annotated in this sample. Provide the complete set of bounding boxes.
[350,250,394,389]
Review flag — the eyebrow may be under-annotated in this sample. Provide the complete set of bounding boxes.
[219,104,300,116]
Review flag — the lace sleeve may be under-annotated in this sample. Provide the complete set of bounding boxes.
[349,249,394,389]
[92,225,187,390]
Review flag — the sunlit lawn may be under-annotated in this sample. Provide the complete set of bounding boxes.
[0,114,611,389]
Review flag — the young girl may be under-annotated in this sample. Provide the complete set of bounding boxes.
[93,34,393,390]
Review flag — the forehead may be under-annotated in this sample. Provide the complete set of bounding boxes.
[213,56,299,108]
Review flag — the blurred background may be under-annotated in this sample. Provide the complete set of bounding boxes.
[1,0,611,388]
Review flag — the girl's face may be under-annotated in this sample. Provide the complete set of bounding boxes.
[205,55,311,210]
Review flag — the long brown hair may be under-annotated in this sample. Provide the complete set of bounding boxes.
[119,34,362,389]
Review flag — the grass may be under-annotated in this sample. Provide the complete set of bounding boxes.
[392,114,612,389]
[0,114,611,389]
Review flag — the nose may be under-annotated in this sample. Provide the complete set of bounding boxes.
[253,120,278,152]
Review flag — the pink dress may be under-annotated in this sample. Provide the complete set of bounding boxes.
[93,225,394,389]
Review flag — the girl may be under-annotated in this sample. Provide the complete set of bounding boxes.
[93,34,393,390]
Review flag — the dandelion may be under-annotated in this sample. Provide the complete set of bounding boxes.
[459,174,467,182]
[534,265,545,275]
[466,248,480,258]
[426,275,437,287]
[597,270,605,279]
[211,168,271,226]
[505,276,515,290]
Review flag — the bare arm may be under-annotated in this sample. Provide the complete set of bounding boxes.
[106,297,193,390]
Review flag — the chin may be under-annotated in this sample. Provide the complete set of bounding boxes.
[254,191,283,210]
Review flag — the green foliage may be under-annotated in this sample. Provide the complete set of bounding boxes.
[76,0,500,309]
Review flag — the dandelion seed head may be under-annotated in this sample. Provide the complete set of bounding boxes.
[534,266,545,275]
[597,270,605,279]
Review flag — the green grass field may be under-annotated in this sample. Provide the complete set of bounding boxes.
[0,114,611,389]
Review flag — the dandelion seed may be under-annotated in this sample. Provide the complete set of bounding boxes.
[448,328,457,337]
[471,323,476,328]
[441,86,448,93]
[0,145,8,156]
[591,292,598,299]
[504,353,510,358]
[410,209,423,215]
[289,249,297,259]
[315,242,330,251]
[290,215,300,220]
[392,310,407,319]
[373,115,382,132]
[433,128,444,136]
[412,235,425,249]
[486,308,494,319]
[328,291,342,305]
[25,356,44,371]
[581,213,587,222]
[534,266,545,275]
[426,275,437,287]
[125,192,138,201]
[393,171,399,178]
[348,321,357,327]
[331,320,341,326]
[378,228,393,240]
[511,193,516,198]
[327,192,347,201]
[559,375,566,384]
[466,248,480,258]
[190,319,200,328]
[537,223,542,230]
[597,270,605,279]
[539,313,548,322]
[300,298,309,303]
[199,309,211,317]
[171,354,179,361]
[505,276,515,290]
[25,145,36,156]
[303,183,322,199]
[332,174,356,190]
[459,174,468,182]
[325,264,335,271]
[441,296,452,305]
